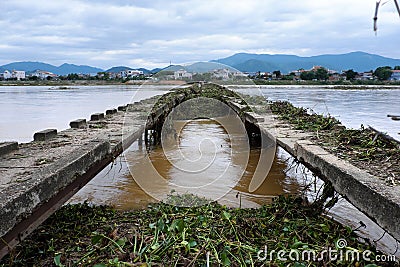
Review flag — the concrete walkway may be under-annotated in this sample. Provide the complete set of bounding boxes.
[0,99,155,258]
[256,111,400,242]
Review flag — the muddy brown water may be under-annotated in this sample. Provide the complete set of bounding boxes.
[72,118,302,210]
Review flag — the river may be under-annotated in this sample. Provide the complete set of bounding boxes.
[0,84,399,257]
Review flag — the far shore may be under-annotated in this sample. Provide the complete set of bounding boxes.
[1,79,400,89]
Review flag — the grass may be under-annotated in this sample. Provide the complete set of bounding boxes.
[270,101,400,182]
[0,194,397,266]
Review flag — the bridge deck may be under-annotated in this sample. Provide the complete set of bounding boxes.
[0,99,156,258]
[256,111,400,241]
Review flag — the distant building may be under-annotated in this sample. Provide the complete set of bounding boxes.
[355,72,373,81]
[32,70,58,80]
[0,70,25,80]
[120,69,144,78]
[0,70,12,80]
[213,68,231,80]
[174,69,193,80]
[311,66,323,71]
[390,70,400,81]
[12,70,25,80]
[328,74,341,81]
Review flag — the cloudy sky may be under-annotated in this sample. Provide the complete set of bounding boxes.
[1,0,400,69]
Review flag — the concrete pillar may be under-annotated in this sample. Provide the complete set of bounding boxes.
[70,119,87,129]
[34,129,57,141]
[118,105,127,111]
[106,109,117,115]
[90,113,105,121]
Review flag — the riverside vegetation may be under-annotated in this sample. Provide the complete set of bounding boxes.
[0,194,397,266]
[270,101,400,183]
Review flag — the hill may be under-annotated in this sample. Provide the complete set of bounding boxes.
[213,51,400,73]
[0,62,103,75]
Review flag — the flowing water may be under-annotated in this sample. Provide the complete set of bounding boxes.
[72,119,301,210]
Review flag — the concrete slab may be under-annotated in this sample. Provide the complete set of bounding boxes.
[256,113,400,242]
[69,119,87,129]
[0,142,18,157]
[0,97,154,258]
[106,109,117,115]
[91,113,105,121]
[33,129,57,141]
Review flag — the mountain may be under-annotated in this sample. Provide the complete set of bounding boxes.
[57,63,103,75]
[151,68,163,73]
[106,66,134,73]
[1,62,59,74]
[232,59,280,73]
[0,61,103,75]
[213,51,400,73]
[159,62,236,73]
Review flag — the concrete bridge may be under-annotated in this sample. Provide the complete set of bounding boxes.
[0,83,399,258]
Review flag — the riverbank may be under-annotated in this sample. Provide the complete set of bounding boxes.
[0,194,396,266]
[3,79,400,88]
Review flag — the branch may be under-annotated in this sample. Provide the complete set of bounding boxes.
[374,0,381,33]
[394,0,400,17]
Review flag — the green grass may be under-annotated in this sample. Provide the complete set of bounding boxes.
[1,195,396,266]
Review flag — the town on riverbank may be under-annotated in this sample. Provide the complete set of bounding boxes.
[2,63,400,87]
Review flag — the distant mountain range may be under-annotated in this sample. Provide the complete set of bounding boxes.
[0,62,103,76]
[212,51,400,73]
[1,51,400,75]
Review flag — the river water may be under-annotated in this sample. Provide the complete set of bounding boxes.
[0,85,170,142]
[0,84,399,256]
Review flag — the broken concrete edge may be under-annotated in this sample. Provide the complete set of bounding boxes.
[0,142,18,157]
[33,129,57,141]
[0,118,144,254]
[0,140,111,238]
[293,139,400,242]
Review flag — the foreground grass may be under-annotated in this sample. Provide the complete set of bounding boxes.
[1,195,396,266]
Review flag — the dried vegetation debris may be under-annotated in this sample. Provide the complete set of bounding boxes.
[270,101,400,183]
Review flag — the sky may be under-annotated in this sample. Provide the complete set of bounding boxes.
[1,0,400,70]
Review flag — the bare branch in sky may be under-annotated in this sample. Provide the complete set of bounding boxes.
[394,0,400,17]
[374,0,400,33]
[373,0,381,33]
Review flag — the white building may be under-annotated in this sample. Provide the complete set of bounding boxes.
[232,71,248,77]
[390,70,400,81]
[120,69,144,78]
[1,70,12,80]
[174,69,193,80]
[213,68,231,80]
[11,70,25,80]
[32,70,57,80]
